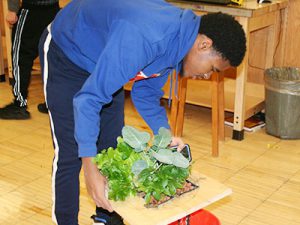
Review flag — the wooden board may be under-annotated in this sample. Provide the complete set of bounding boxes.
[111,171,232,225]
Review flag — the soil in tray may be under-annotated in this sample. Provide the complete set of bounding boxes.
[142,180,199,208]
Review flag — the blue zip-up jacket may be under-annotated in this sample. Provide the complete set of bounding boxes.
[51,0,200,157]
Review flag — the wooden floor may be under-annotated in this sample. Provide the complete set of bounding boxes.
[0,74,300,225]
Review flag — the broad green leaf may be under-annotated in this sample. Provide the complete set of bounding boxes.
[171,152,190,168]
[117,136,124,144]
[107,147,115,159]
[164,186,171,196]
[169,183,177,195]
[133,143,147,153]
[153,127,172,149]
[152,149,173,164]
[177,167,189,178]
[117,141,133,159]
[131,160,148,176]
[153,191,161,201]
[161,179,168,188]
[174,180,183,189]
[122,126,150,150]
[124,152,141,166]
[144,193,151,204]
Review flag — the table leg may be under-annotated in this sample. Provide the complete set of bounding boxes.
[232,17,249,140]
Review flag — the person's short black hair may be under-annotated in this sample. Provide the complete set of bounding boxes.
[199,12,246,67]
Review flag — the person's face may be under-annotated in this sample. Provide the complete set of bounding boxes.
[182,34,231,79]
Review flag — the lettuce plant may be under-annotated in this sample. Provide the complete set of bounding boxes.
[93,126,191,205]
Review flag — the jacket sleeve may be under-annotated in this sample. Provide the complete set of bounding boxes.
[131,73,170,134]
[7,0,20,12]
[73,21,154,157]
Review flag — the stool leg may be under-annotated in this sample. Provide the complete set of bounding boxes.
[211,73,219,157]
[211,72,225,157]
[170,72,179,135]
[218,73,225,142]
[170,73,188,137]
[175,77,188,137]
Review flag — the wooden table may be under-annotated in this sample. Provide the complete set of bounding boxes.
[168,0,288,141]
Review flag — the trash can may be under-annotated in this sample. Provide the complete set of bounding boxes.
[264,67,300,139]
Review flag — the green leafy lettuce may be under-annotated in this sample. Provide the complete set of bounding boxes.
[93,126,191,204]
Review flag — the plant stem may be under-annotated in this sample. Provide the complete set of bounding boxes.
[151,163,162,174]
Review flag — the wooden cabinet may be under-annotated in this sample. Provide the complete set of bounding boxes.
[283,0,300,67]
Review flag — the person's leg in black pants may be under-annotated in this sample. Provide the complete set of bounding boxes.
[92,88,125,225]
[0,4,59,119]
[40,29,125,225]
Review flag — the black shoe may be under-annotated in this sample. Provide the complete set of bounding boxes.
[91,207,124,225]
[0,102,30,120]
[37,102,48,114]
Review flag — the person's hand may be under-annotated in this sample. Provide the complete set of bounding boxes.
[82,157,113,212]
[6,11,18,25]
[169,136,185,151]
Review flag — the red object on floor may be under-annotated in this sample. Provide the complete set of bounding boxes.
[168,209,221,225]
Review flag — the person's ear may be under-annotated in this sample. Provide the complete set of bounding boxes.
[198,35,213,50]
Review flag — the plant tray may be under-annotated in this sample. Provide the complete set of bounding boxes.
[144,180,199,208]
[111,171,232,225]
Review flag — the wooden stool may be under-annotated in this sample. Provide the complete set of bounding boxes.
[170,72,225,157]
